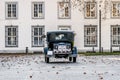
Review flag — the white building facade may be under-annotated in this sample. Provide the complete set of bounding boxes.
[0,0,120,53]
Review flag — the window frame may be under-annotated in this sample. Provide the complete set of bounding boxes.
[111,1,120,18]
[32,25,45,47]
[5,25,18,47]
[58,1,71,19]
[58,25,71,30]
[84,2,97,19]
[32,2,45,19]
[111,25,120,46]
[5,2,18,19]
[84,25,97,47]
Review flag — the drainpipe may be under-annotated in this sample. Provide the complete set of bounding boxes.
[99,10,101,52]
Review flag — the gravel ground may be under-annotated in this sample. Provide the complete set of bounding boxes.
[0,54,120,80]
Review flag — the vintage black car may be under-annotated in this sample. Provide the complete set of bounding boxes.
[44,31,77,63]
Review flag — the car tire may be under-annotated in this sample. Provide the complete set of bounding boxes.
[45,55,47,62]
[46,57,49,63]
[69,57,72,62]
[45,55,49,63]
[73,57,76,63]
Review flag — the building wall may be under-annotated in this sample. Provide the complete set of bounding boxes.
[0,0,120,53]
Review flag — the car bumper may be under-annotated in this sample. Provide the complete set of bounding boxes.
[46,53,77,58]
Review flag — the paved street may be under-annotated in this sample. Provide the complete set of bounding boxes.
[0,54,120,80]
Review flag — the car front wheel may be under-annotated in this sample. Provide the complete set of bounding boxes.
[45,55,49,63]
[73,57,76,63]
[46,57,49,63]
[69,57,72,62]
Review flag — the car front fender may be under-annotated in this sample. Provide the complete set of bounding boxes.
[72,47,78,56]
[44,47,48,55]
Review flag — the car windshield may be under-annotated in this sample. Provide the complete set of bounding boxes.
[47,32,74,42]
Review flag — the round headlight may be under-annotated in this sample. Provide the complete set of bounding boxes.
[54,45,58,49]
[66,45,71,49]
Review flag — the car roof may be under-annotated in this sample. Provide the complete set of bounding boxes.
[47,30,74,33]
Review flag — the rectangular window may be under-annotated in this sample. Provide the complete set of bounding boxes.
[58,1,71,19]
[32,26,45,47]
[112,2,120,18]
[32,2,44,19]
[84,25,97,47]
[6,2,18,19]
[5,26,18,47]
[111,25,120,46]
[58,26,71,30]
[85,2,97,19]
